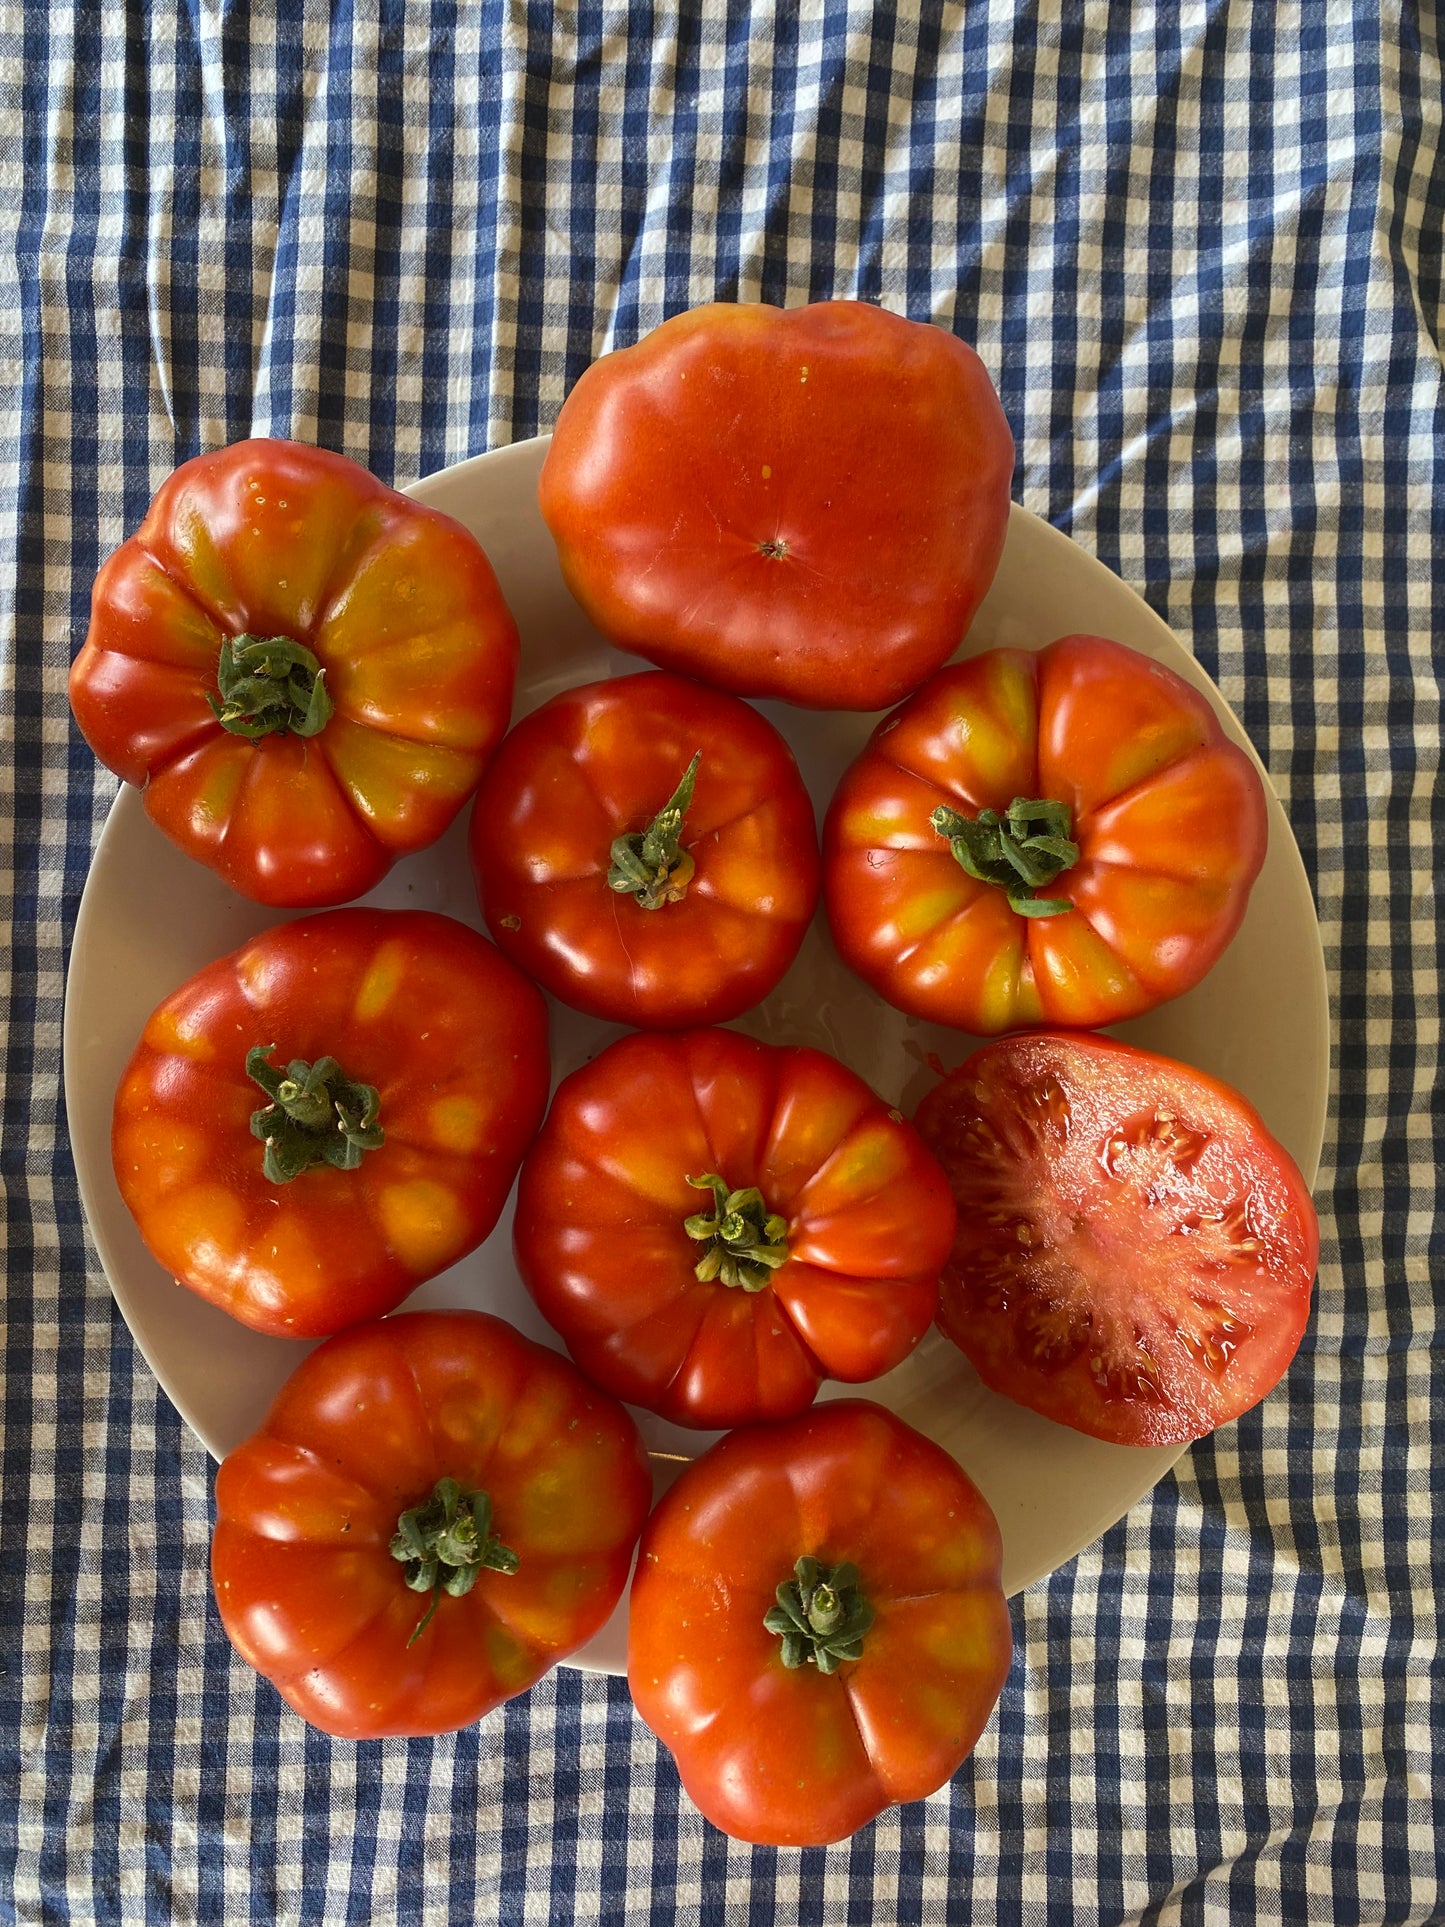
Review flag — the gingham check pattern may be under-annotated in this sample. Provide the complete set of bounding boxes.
[2,2,1440,1921]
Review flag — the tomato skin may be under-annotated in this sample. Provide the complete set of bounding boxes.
[538,302,1014,711]
[628,1400,1012,1845]
[469,671,820,1028]
[914,1032,1320,1446]
[823,636,1269,1032]
[112,909,550,1337]
[212,1310,653,1738]
[513,1028,955,1428]
[69,439,519,906]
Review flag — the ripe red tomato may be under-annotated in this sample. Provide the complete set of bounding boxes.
[213,1310,653,1738]
[538,301,1014,711]
[823,636,1269,1032]
[628,1400,1012,1845]
[470,671,819,1028]
[112,910,550,1337]
[913,1032,1319,1445]
[69,439,518,906]
[513,1028,956,1428]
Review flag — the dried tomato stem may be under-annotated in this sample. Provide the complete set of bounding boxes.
[931,795,1079,918]
[607,752,701,909]
[208,632,334,740]
[246,1046,384,1184]
[682,1172,790,1292]
[763,1556,874,1673]
[390,1477,520,1647]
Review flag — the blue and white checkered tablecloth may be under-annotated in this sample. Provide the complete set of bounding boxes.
[3,2,1441,1920]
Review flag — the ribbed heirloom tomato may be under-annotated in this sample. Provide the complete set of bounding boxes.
[213,1311,653,1738]
[112,909,550,1337]
[513,1028,956,1428]
[914,1032,1319,1446]
[628,1401,1013,1845]
[69,439,518,906]
[470,670,819,1027]
[538,300,1015,711]
[824,636,1269,1032]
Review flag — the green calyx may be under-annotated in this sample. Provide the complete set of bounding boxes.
[763,1556,875,1673]
[246,1046,384,1184]
[390,1477,520,1647]
[682,1173,791,1293]
[607,752,701,910]
[208,632,334,740]
[931,795,1080,918]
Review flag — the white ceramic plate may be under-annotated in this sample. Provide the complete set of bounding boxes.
[64,435,1329,1675]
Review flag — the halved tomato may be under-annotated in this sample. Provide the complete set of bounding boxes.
[913,1032,1318,1446]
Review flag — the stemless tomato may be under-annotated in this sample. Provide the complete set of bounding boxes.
[628,1400,1012,1845]
[824,636,1269,1032]
[213,1310,653,1738]
[913,1032,1319,1446]
[538,301,1014,711]
[112,909,549,1337]
[470,670,819,1028]
[513,1028,955,1428]
[69,439,519,906]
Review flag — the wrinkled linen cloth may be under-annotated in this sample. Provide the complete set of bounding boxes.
[2,3,1440,1922]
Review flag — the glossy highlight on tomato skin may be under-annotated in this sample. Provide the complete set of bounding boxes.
[914,1032,1320,1446]
[111,909,550,1338]
[538,301,1015,711]
[469,670,820,1029]
[627,1400,1013,1845]
[212,1311,654,1739]
[823,636,1270,1033]
[69,439,519,907]
[513,1028,956,1429]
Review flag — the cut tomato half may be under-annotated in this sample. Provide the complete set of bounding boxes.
[913,1032,1319,1446]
